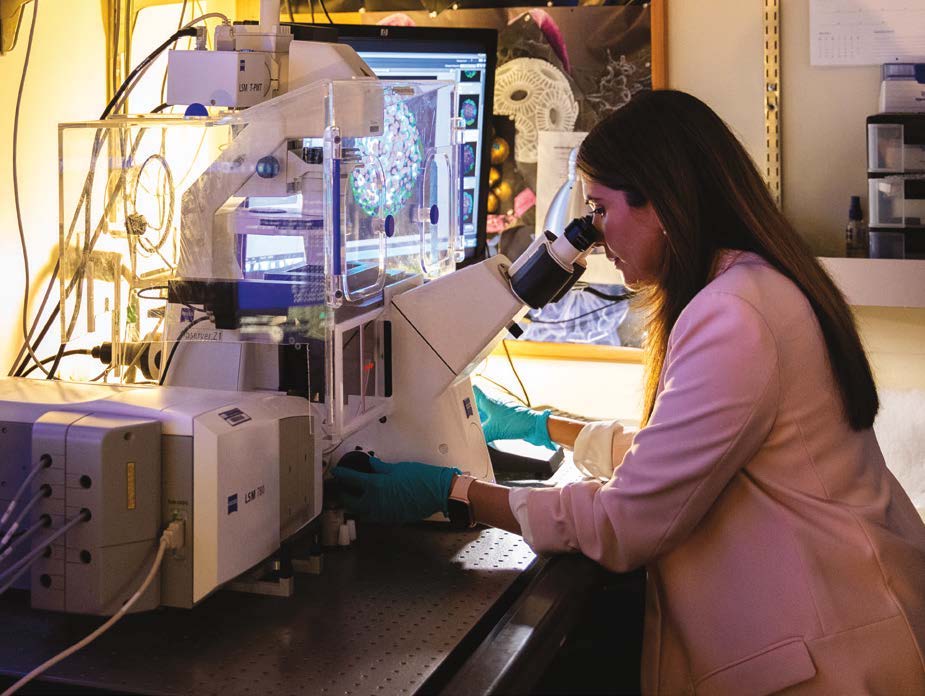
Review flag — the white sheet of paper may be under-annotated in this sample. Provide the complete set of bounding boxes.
[535,130,589,237]
[810,0,925,66]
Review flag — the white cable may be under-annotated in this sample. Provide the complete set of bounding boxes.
[0,510,88,595]
[0,515,50,563]
[0,486,50,548]
[1,527,176,696]
[0,456,50,530]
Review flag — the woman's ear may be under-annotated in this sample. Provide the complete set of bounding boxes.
[624,187,647,207]
[639,200,665,236]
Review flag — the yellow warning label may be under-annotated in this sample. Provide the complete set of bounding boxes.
[127,462,136,510]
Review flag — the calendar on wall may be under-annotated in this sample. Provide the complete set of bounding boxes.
[810,0,925,66]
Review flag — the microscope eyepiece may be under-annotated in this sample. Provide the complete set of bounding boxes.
[563,215,603,252]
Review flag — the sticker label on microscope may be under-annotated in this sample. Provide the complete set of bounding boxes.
[218,408,252,427]
[126,462,136,510]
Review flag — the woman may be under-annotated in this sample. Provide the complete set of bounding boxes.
[333,90,925,693]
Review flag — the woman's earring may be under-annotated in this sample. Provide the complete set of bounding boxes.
[661,228,667,236]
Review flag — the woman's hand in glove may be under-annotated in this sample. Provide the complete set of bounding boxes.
[331,456,461,525]
[472,385,555,450]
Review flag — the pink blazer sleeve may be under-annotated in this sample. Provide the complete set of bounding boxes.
[518,291,781,572]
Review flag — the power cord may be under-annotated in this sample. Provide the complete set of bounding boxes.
[1,520,185,696]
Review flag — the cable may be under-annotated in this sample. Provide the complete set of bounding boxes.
[52,12,228,367]
[578,285,634,302]
[19,350,93,379]
[102,27,197,119]
[310,0,315,23]
[157,316,209,386]
[474,373,527,406]
[12,0,48,377]
[1,521,183,696]
[8,260,57,377]
[131,154,175,255]
[13,12,227,380]
[0,456,51,532]
[0,515,50,564]
[285,0,296,23]
[0,509,90,595]
[0,485,51,549]
[528,300,623,325]
[134,286,169,300]
[157,0,190,109]
[318,0,333,23]
[501,339,531,408]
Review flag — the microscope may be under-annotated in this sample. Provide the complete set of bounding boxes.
[0,0,601,617]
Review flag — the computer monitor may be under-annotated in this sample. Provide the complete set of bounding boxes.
[288,23,497,265]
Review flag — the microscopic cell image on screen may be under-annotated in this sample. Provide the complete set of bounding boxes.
[458,94,481,130]
[317,23,496,261]
[461,142,477,177]
[462,188,475,224]
[351,91,423,217]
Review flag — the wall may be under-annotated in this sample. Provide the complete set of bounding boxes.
[668,0,925,391]
[0,0,106,375]
[0,0,236,376]
[2,1,922,389]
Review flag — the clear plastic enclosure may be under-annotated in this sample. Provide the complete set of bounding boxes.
[56,78,458,394]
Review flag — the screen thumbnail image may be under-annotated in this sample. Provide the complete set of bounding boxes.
[458,94,481,130]
[460,69,482,83]
[461,142,477,177]
[462,188,475,225]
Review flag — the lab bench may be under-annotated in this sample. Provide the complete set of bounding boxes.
[0,521,644,695]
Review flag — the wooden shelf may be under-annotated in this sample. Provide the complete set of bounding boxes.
[490,339,643,364]
[819,257,925,308]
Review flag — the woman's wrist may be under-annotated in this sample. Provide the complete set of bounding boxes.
[546,415,586,449]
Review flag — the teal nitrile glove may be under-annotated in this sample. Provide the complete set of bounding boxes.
[472,384,555,450]
[330,457,461,525]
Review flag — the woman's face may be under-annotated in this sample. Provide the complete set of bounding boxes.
[581,176,667,288]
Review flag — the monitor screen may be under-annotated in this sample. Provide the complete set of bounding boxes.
[288,23,497,265]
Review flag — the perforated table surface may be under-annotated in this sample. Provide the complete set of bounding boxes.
[0,524,537,695]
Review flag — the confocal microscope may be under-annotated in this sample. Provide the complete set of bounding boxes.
[0,0,600,618]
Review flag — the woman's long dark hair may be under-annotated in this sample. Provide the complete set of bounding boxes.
[577,89,878,430]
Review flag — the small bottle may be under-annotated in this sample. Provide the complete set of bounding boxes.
[845,195,869,258]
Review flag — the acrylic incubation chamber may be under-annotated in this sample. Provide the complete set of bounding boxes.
[56,77,460,446]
